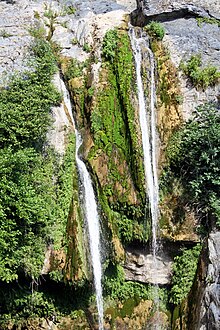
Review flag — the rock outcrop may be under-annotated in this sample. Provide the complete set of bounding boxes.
[124,246,173,285]
[131,0,220,120]
[186,231,220,330]
[132,0,220,25]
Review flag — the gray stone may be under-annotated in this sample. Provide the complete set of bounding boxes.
[124,246,173,285]
[132,0,220,23]
[187,231,220,330]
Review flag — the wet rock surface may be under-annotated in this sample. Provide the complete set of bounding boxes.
[124,241,194,285]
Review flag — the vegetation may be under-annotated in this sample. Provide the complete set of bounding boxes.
[89,29,147,242]
[104,264,168,309]
[0,279,93,329]
[0,29,12,38]
[180,54,220,89]
[28,22,46,39]
[165,103,220,225]
[196,17,220,27]
[83,43,92,53]
[0,37,71,284]
[170,244,202,305]
[102,29,118,62]
[145,21,165,40]
[64,58,85,80]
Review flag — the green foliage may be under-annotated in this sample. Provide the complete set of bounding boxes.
[180,54,220,89]
[54,133,76,249]
[113,209,148,244]
[196,17,220,27]
[166,103,220,225]
[93,30,145,203]
[102,29,118,62]
[60,5,76,16]
[0,41,60,150]
[43,4,58,20]
[28,22,46,39]
[64,58,85,80]
[104,264,168,311]
[89,29,147,246]
[145,21,165,40]
[0,39,64,282]
[170,244,202,305]
[0,279,93,328]
[83,43,92,53]
[0,29,12,38]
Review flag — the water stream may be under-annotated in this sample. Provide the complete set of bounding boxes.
[129,27,160,308]
[60,78,104,330]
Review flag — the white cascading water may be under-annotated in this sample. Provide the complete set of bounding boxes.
[129,28,159,258]
[129,29,160,323]
[59,78,104,330]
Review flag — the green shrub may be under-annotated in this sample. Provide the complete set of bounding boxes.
[28,23,46,39]
[64,58,85,80]
[62,5,76,15]
[145,21,165,40]
[0,29,12,38]
[170,244,202,305]
[83,43,91,53]
[180,54,220,89]
[0,39,63,282]
[102,29,118,62]
[166,103,220,225]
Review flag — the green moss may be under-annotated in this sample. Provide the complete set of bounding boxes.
[91,30,145,202]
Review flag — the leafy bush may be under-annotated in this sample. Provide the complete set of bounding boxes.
[0,39,63,282]
[102,29,118,62]
[180,54,220,89]
[166,103,220,225]
[64,58,85,80]
[145,21,165,40]
[104,264,169,315]
[170,244,202,305]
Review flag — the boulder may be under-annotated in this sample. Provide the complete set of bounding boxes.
[124,245,173,285]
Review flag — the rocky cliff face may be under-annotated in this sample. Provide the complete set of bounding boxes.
[0,1,219,329]
[185,232,220,330]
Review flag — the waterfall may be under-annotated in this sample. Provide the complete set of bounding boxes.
[129,26,160,303]
[129,28,159,256]
[60,78,104,330]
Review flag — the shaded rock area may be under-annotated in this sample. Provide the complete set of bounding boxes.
[124,249,172,285]
[185,231,220,330]
[132,0,220,25]
[124,241,196,285]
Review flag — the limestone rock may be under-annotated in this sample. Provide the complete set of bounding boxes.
[197,232,220,330]
[131,1,220,119]
[186,231,220,330]
[132,0,220,24]
[124,246,173,284]
[47,74,74,155]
